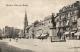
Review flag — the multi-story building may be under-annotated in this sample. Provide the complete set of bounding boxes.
[55,1,80,40]
[4,26,14,38]
[18,30,24,38]
[4,26,23,38]
[26,23,34,39]
[0,28,3,39]
[26,13,56,40]
[25,1,80,41]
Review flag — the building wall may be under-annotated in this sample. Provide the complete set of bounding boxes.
[27,15,56,39]
[55,1,80,39]
[4,26,23,38]
[34,16,53,38]
[0,29,3,38]
[26,1,80,40]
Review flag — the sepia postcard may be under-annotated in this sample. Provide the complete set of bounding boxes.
[0,0,80,52]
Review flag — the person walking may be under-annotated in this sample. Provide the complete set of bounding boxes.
[16,38,18,42]
[9,38,11,42]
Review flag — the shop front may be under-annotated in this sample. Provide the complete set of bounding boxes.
[74,32,80,40]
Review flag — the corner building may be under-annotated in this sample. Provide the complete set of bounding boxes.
[55,1,80,40]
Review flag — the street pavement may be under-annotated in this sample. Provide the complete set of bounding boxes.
[0,38,80,52]
[0,41,34,52]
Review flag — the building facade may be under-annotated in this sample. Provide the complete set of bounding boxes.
[4,26,23,38]
[55,1,80,40]
[4,26,14,38]
[26,14,56,40]
[25,1,80,41]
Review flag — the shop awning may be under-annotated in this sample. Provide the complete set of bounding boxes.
[64,32,70,34]
[71,32,75,34]
[75,32,80,36]
[36,35,40,37]
[41,34,47,37]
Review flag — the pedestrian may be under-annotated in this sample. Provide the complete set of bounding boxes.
[9,38,11,42]
[16,38,18,42]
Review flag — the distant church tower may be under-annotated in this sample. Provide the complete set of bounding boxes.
[24,10,28,38]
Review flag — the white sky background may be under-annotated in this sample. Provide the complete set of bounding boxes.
[0,0,80,29]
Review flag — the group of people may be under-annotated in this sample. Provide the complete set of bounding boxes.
[9,38,18,42]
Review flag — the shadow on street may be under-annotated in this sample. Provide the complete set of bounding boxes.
[0,42,34,52]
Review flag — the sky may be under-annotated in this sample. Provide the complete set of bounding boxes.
[0,0,80,29]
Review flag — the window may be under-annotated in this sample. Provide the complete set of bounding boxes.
[68,13,70,17]
[72,16,77,22]
[74,10,78,14]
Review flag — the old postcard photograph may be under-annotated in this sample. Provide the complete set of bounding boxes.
[0,0,80,52]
